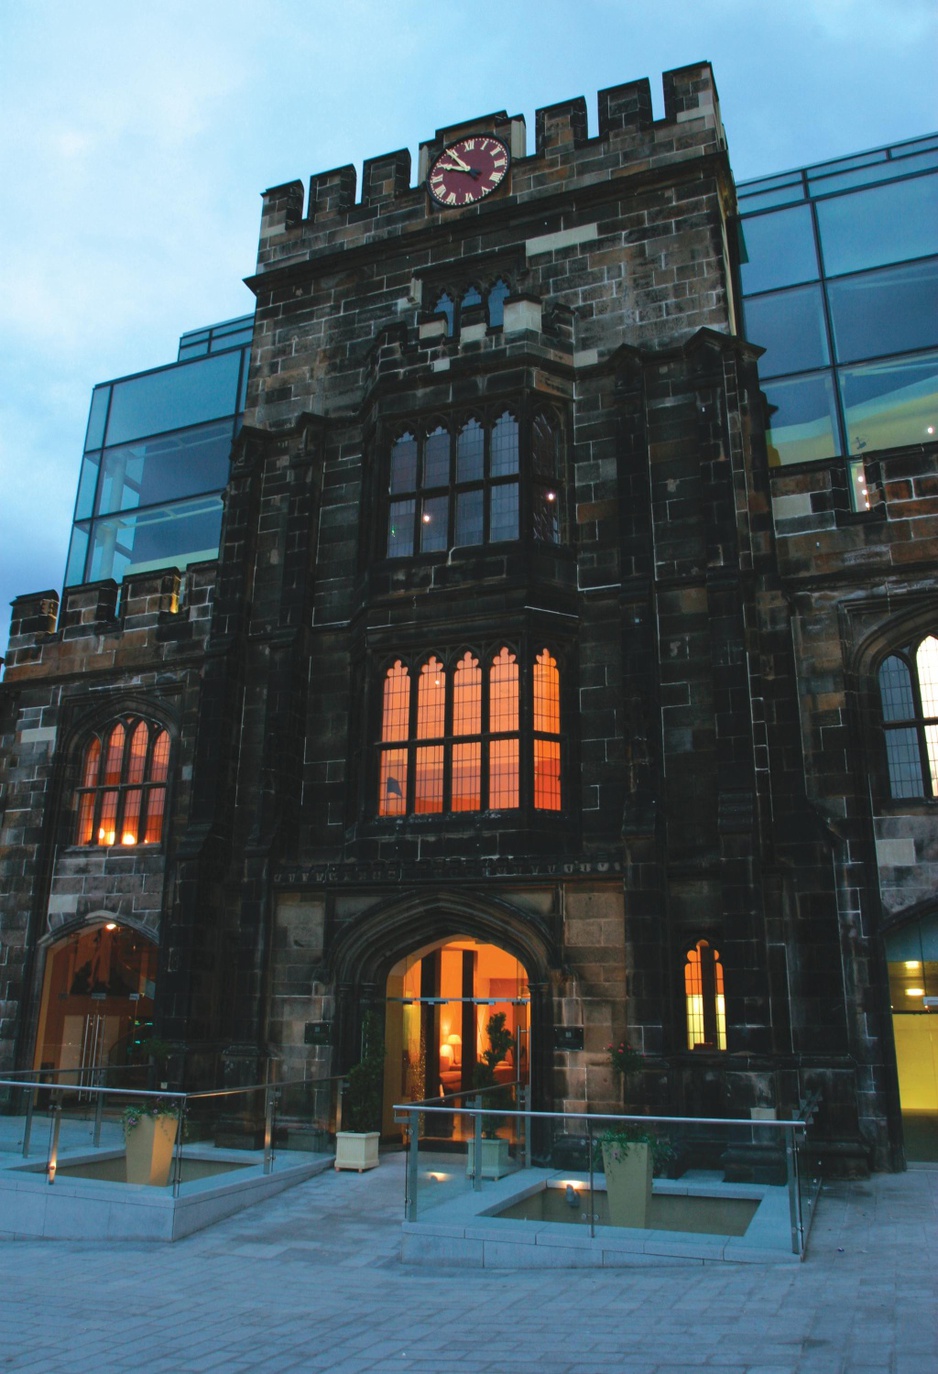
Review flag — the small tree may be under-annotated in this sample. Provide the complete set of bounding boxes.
[344,1011,385,1133]
[473,1012,514,1139]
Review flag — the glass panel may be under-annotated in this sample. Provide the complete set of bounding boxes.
[87,497,224,581]
[455,489,484,546]
[423,428,450,487]
[531,413,559,478]
[885,727,925,798]
[82,737,101,788]
[209,327,253,351]
[381,663,410,742]
[847,458,872,512]
[925,723,938,797]
[763,373,841,466]
[737,185,805,212]
[685,947,703,1049]
[487,278,510,328]
[533,649,560,733]
[85,386,110,451]
[150,729,170,783]
[420,495,449,552]
[879,656,915,722]
[456,420,484,482]
[127,722,148,784]
[714,955,727,1051]
[534,739,561,811]
[388,499,415,557]
[738,204,818,294]
[808,151,938,196]
[490,413,519,475]
[103,724,125,785]
[816,174,938,276]
[840,352,938,455]
[451,742,481,812]
[104,350,243,447]
[75,791,95,846]
[143,787,165,844]
[828,259,938,364]
[917,638,938,716]
[417,658,445,739]
[489,482,518,541]
[389,433,417,493]
[533,487,560,543]
[75,453,101,520]
[489,738,519,809]
[379,749,408,816]
[742,284,829,377]
[452,653,481,735]
[414,745,444,813]
[64,526,89,587]
[121,789,142,845]
[98,791,119,846]
[489,648,519,732]
[177,342,208,360]
[96,421,234,515]
[461,285,482,309]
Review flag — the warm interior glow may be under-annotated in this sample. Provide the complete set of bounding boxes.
[906,987,926,998]
[685,941,727,1050]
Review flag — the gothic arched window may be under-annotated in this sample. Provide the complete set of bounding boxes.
[684,940,727,1051]
[878,635,938,799]
[377,646,562,817]
[74,717,170,847]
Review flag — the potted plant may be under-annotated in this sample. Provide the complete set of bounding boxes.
[466,1012,515,1180]
[599,1124,672,1229]
[122,1097,183,1186]
[335,1011,384,1172]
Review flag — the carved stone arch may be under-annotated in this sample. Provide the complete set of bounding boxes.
[41,908,159,948]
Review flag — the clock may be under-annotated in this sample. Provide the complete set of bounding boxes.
[428,136,510,209]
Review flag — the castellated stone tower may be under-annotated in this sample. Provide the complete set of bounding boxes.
[1,64,899,1172]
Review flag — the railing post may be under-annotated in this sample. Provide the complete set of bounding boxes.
[263,1085,276,1174]
[406,1108,419,1222]
[785,1121,803,1256]
[22,1085,36,1159]
[171,1101,187,1199]
[92,1077,105,1148]
[522,1085,533,1169]
[588,1122,595,1240]
[472,1094,483,1192]
[47,1096,62,1185]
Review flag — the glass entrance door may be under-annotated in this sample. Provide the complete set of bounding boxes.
[885,914,938,1162]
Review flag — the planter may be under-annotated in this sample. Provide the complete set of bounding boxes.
[334,1130,380,1172]
[466,1136,512,1180]
[601,1140,653,1229]
[124,1113,179,1187]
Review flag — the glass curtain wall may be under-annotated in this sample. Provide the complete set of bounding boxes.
[64,315,253,588]
[738,136,938,504]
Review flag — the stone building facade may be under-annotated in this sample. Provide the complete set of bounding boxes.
[2,63,936,1171]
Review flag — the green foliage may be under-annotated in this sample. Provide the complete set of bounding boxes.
[600,1123,673,1172]
[121,1097,183,1132]
[344,1010,385,1133]
[473,1012,514,1139]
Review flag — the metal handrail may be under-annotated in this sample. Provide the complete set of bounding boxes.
[395,1101,812,1131]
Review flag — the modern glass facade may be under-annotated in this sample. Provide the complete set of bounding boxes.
[64,314,253,588]
[738,135,938,504]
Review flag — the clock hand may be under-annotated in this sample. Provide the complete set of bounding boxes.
[442,149,472,172]
[438,161,482,179]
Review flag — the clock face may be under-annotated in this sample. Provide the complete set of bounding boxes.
[428,136,510,209]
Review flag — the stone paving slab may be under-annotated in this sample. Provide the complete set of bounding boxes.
[0,1151,935,1372]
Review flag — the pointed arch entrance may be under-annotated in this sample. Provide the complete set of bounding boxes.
[884,904,938,1162]
[328,889,557,1137]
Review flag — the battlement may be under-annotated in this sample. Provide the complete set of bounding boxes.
[2,564,217,682]
[255,63,724,268]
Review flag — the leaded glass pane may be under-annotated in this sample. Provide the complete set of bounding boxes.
[533,739,561,811]
[455,489,484,545]
[381,663,410,742]
[414,746,444,813]
[885,726,925,798]
[879,656,915,721]
[121,789,142,846]
[456,420,484,482]
[417,659,445,739]
[533,487,560,543]
[490,413,519,475]
[453,653,481,735]
[420,495,449,552]
[388,500,415,557]
[533,649,560,733]
[915,637,938,716]
[451,742,481,811]
[489,738,519,809]
[489,482,518,541]
[390,433,417,493]
[423,427,450,487]
[150,730,170,783]
[379,749,408,816]
[489,649,519,732]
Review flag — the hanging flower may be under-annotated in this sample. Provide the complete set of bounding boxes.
[606,1040,642,1076]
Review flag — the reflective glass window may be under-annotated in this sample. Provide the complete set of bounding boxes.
[839,352,938,455]
[75,453,101,520]
[816,174,938,276]
[743,284,829,378]
[104,350,243,447]
[84,386,110,451]
[64,526,89,586]
[828,259,938,364]
[87,496,223,582]
[808,151,938,197]
[763,372,841,466]
[177,341,208,360]
[737,185,805,213]
[739,204,818,294]
[96,420,234,515]
[878,638,938,800]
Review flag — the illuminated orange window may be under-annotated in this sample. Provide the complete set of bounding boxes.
[74,718,171,847]
[376,646,561,817]
[684,940,727,1051]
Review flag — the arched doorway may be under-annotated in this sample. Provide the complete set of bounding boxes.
[383,936,530,1138]
[33,919,158,1088]
[884,909,938,1162]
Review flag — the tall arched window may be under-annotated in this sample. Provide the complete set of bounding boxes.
[684,940,727,1050]
[74,718,170,846]
[376,646,562,817]
[879,635,938,799]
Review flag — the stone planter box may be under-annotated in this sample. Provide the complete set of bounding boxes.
[125,1114,178,1187]
[466,1136,512,1179]
[601,1140,652,1228]
[334,1131,380,1172]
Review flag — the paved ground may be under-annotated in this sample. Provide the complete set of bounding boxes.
[0,1150,935,1373]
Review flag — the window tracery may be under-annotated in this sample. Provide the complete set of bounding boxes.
[878,634,938,799]
[684,940,727,1051]
[74,717,170,847]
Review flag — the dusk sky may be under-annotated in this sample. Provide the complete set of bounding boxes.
[1,0,935,639]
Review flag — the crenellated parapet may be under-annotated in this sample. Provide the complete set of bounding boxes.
[254,63,726,271]
[2,564,217,682]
